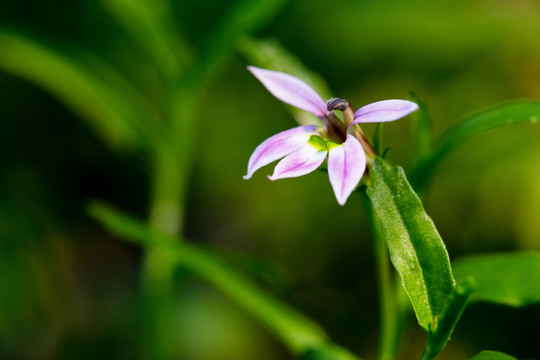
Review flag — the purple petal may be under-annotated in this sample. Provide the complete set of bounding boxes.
[350,100,418,125]
[248,66,327,118]
[328,135,366,206]
[268,143,327,180]
[244,125,318,180]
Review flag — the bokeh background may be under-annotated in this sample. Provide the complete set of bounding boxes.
[1,0,540,359]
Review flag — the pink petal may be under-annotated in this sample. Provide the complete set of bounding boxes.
[244,125,318,180]
[248,66,327,118]
[328,135,366,206]
[350,99,418,125]
[268,143,327,180]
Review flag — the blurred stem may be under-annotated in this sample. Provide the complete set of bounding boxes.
[88,202,364,359]
[144,84,196,290]
[142,147,184,359]
[364,195,399,360]
[142,81,198,360]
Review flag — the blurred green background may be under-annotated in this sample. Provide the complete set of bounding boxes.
[1,0,540,359]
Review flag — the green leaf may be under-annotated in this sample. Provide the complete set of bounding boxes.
[411,102,540,190]
[299,344,360,360]
[197,0,289,87]
[0,30,158,150]
[366,158,455,331]
[372,123,384,156]
[410,92,433,165]
[453,252,540,307]
[87,202,361,359]
[100,0,192,76]
[421,279,474,360]
[470,350,519,360]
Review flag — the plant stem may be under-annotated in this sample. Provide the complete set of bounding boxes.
[141,83,198,359]
[420,349,434,360]
[420,279,473,360]
[375,231,398,360]
[141,146,184,360]
[364,195,399,360]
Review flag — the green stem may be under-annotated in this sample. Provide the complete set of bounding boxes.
[420,349,433,360]
[141,82,198,360]
[364,195,399,360]
[375,231,398,360]
[143,86,197,290]
[88,202,362,360]
[141,145,184,360]
[420,279,473,360]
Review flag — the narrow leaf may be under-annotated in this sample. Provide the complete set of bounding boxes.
[87,202,361,359]
[0,30,158,149]
[470,350,518,360]
[410,92,433,164]
[366,158,455,331]
[411,102,540,190]
[100,0,192,76]
[453,252,540,307]
[299,344,360,360]
[197,0,289,87]
[372,123,384,156]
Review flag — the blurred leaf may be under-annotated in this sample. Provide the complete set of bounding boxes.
[299,344,359,360]
[453,252,540,307]
[410,92,432,166]
[100,0,192,76]
[196,0,289,87]
[470,350,518,360]
[366,158,455,331]
[364,195,401,360]
[411,102,540,190]
[0,30,158,150]
[238,36,331,126]
[87,202,362,359]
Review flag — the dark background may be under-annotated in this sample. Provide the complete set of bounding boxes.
[1,0,540,359]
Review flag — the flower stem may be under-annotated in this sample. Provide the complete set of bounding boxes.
[354,124,377,159]
[364,195,399,360]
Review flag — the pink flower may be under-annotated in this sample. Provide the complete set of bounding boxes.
[244,66,418,205]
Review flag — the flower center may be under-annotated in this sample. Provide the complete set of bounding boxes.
[327,98,349,112]
[322,98,353,144]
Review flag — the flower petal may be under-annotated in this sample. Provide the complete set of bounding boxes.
[248,66,327,118]
[268,143,327,180]
[350,99,418,125]
[244,125,318,180]
[328,135,366,206]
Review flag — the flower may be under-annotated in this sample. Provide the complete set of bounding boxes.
[243,66,418,205]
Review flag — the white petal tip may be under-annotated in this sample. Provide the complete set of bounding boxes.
[243,174,252,180]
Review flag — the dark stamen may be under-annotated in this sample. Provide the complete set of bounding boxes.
[327,98,349,111]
